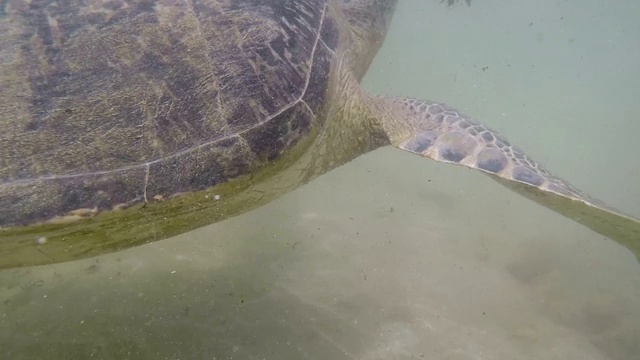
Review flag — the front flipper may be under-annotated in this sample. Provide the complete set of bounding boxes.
[373,96,640,261]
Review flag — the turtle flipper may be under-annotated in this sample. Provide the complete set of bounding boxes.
[374,96,640,261]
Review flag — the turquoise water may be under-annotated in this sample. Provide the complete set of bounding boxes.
[1,1,639,359]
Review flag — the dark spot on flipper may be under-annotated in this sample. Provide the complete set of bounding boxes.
[438,132,477,163]
[403,132,437,153]
[497,139,511,147]
[513,166,544,186]
[476,148,508,173]
[481,132,494,142]
[513,151,525,160]
[441,149,466,162]
[458,121,471,129]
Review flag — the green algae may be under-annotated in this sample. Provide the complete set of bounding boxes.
[0,129,319,269]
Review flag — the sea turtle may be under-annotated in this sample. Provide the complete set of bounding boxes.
[0,0,638,269]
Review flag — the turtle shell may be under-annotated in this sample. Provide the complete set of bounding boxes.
[0,0,340,226]
[0,0,342,267]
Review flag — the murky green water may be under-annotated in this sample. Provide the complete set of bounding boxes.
[1,1,639,359]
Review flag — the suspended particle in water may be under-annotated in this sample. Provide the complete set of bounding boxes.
[36,236,47,245]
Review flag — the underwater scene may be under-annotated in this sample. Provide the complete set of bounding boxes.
[1,0,639,359]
